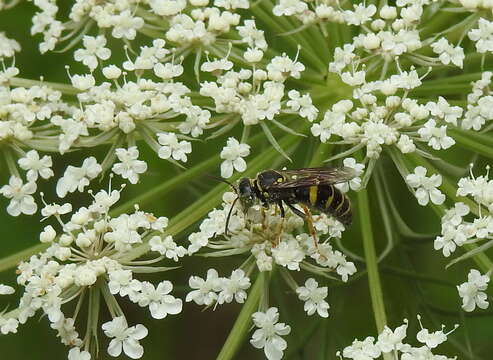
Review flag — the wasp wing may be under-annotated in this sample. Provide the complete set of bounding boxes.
[267,167,357,189]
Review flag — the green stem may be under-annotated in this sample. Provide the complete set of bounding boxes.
[110,155,221,216]
[449,128,493,160]
[357,189,388,333]
[410,83,472,96]
[216,273,263,360]
[0,243,49,273]
[10,77,80,95]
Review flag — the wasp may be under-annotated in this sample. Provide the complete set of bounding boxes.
[223,167,357,237]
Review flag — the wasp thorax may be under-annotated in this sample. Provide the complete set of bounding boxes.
[256,170,284,188]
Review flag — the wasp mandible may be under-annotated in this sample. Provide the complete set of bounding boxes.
[222,167,357,236]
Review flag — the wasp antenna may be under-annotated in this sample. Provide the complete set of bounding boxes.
[225,196,239,236]
[204,173,238,194]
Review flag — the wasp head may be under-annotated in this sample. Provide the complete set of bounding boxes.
[237,177,256,210]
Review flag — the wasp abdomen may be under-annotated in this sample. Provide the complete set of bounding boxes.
[294,185,352,225]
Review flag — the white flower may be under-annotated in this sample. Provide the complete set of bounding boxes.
[271,239,305,270]
[344,4,377,26]
[186,269,221,305]
[41,202,72,219]
[0,176,37,216]
[74,265,98,287]
[0,32,21,58]
[415,314,458,350]
[154,62,183,79]
[336,157,364,192]
[112,147,148,184]
[102,316,148,359]
[266,53,305,81]
[149,235,187,261]
[68,347,91,360]
[70,74,95,91]
[214,0,249,9]
[74,35,111,70]
[102,65,122,79]
[0,284,15,295]
[217,269,251,304]
[40,225,57,243]
[286,90,318,121]
[457,269,490,312]
[220,137,250,178]
[56,157,102,198]
[296,278,330,318]
[426,97,463,126]
[376,321,408,353]
[273,0,308,16]
[417,119,455,150]
[406,166,445,206]
[311,109,346,143]
[468,18,493,54]
[250,307,291,360]
[431,38,464,68]
[187,231,210,255]
[397,134,416,154]
[433,224,467,257]
[201,57,233,73]
[416,328,447,349]
[342,336,381,360]
[138,281,183,319]
[157,132,192,163]
[108,269,136,297]
[111,10,144,40]
[18,150,54,182]
[149,0,186,16]
[0,317,19,334]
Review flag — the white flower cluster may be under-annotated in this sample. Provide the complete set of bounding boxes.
[220,137,250,178]
[435,166,493,258]
[250,307,291,360]
[0,32,20,59]
[200,45,317,128]
[462,72,493,131]
[279,1,472,163]
[60,39,205,166]
[0,149,55,217]
[432,165,493,311]
[0,78,64,159]
[296,277,330,318]
[338,316,458,360]
[188,191,356,281]
[405,166,445,206]
[0,185,182,359]
[186,268,251,306]
[30,0,248,53]
[311,80,457,159]
[457,269,490,312]
[273,0,376,25]
[469,18,493,54]
[275,1,464,68]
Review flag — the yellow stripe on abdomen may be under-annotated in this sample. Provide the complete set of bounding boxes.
[309,186,318,205]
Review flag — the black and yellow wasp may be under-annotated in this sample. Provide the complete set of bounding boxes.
[224,167,357,235]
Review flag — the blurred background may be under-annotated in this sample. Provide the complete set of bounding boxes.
[1,2,493,359]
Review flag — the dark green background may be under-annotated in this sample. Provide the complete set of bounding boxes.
[1,2,492,360]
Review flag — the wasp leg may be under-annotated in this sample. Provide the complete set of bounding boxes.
[286,203,306,219]
[301,205,318,248]
[261,207,267,230]
[275,201,285,246]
